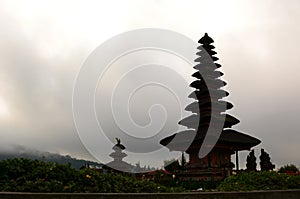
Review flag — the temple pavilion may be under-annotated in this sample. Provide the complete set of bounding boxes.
[160,33,261,180]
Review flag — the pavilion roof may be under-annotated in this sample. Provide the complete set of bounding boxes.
[160,129,261,152]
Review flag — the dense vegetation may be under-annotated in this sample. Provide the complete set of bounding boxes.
[217,171,300,191]
[1,158,300,192]
[278,164,299,174]
[0,158,184,193]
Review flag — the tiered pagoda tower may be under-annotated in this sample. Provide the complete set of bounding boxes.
[160,33,261,180]
[106,138,134,173]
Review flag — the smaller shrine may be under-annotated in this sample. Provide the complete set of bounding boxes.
[105,138,134,173]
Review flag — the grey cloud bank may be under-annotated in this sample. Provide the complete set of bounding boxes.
[0,0,299,168]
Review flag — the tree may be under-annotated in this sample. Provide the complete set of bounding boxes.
[164,159,180,173]
[278,164,299,174]
[246,150,257,171]
[180,152,187,171]
[259,149,275,171]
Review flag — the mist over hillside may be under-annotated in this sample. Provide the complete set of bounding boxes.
[0,145,103,169]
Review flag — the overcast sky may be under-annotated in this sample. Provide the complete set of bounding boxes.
[0,0,299,169]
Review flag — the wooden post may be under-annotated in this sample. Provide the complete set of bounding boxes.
[235,151,239,171]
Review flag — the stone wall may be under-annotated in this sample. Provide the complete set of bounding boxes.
[1,190,300,199]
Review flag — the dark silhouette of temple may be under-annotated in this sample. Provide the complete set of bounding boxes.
[105,138,134,173]
[160,33,261,180]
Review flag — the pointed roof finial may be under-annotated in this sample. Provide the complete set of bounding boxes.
[198,33,214,44]
[114,137,125,150]
[116,137,121,145]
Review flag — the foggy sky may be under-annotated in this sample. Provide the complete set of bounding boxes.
[0,0,300,169]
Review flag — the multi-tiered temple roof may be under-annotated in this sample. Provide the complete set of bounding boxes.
[160,34,260,175]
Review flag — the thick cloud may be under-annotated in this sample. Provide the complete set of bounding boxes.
[0,0,299,168]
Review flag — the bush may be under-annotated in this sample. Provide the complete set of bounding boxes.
[4,158,299,192]
[178,179,222,191]
[0,158,185,193]
[217,171,300,191]
[278,164,299,174]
